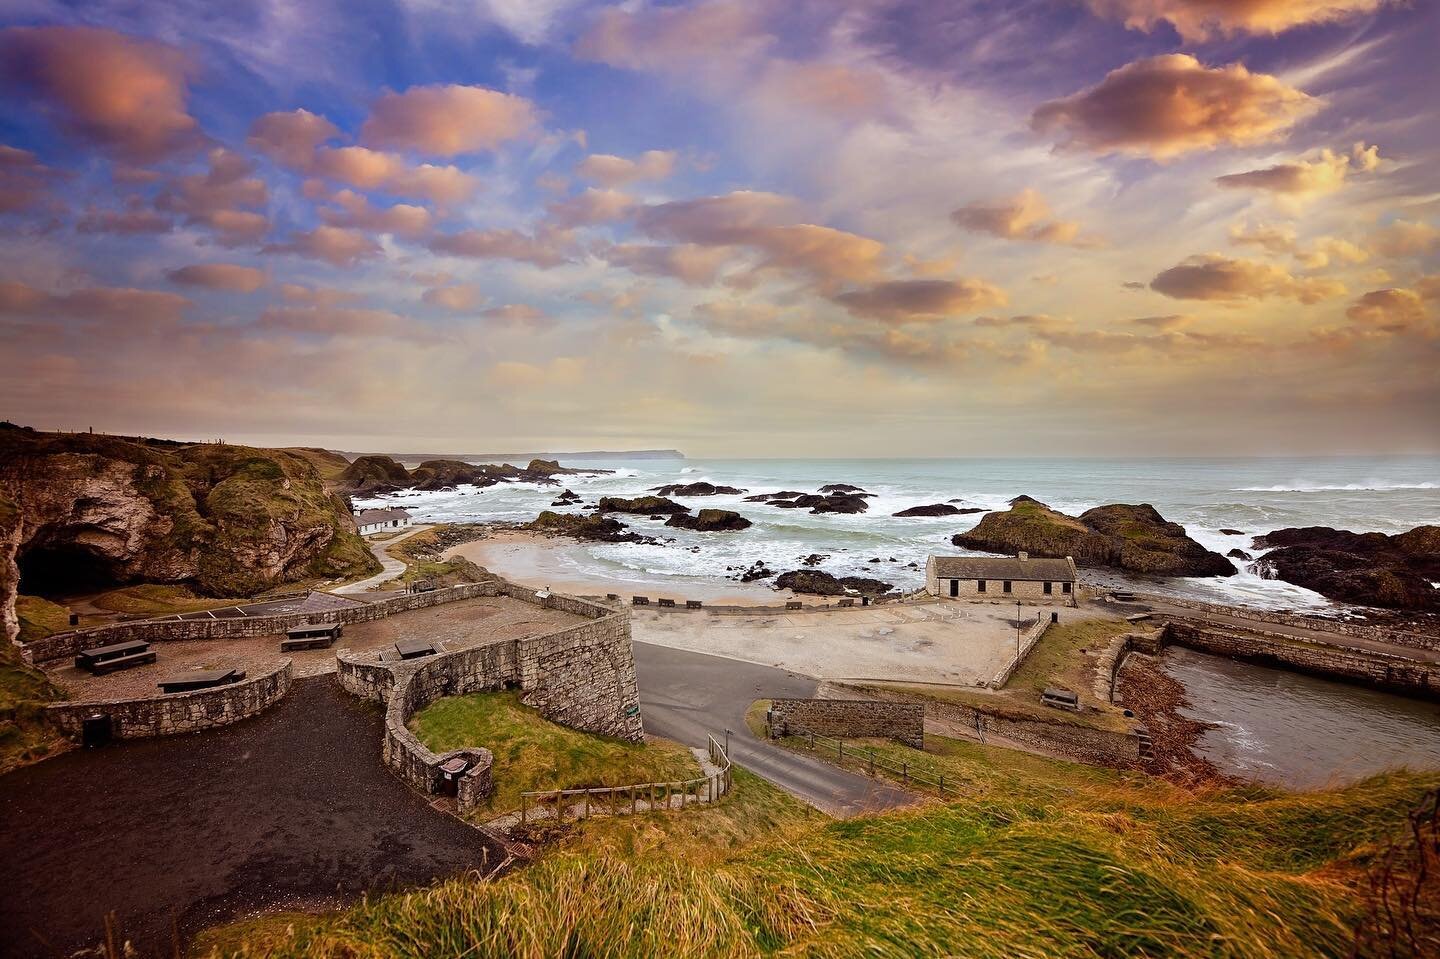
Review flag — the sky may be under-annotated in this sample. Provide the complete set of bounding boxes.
[0,0,1437,457]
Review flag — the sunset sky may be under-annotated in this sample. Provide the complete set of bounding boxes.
[1,0,1436,456]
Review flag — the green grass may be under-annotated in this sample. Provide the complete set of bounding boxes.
[199,723,1439,959]
[15,594,71,642]
[0,628,67,773]
[409,691,700,813]
[88,584,245,616]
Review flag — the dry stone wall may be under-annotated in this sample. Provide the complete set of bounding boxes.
[769,698,924,748]
[46,661,292,741]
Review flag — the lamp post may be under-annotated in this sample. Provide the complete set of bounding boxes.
[1015,600,1022,661]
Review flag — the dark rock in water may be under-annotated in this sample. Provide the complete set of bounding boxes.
[951,497,1236,578]
[955,507,987,515]
[739,561,774,583]
[774,569,893,596]
[665,509,752,532]
[1219,528,1244,536]
[649,482,747,497]
[819,483,866,493]
[893,503,964,517]
[745,490,806,502]
[339,455,413,495]
[526,510,651,543]
[800,553,828,567]
[868,557,881,563]
[596,495,690,515]
[1250,525,1440,610]
[768,492,869,514]
[1227,548,1252,561]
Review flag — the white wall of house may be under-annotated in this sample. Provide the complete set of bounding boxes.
[359,516,411,535]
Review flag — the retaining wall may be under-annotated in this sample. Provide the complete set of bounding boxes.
[1139,593,1437,651]
[984,616,1052,689]
[769,698,925,748]
[46,661,292,741]
[23,582,501,665]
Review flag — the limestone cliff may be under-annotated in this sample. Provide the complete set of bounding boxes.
[0,425,380,605]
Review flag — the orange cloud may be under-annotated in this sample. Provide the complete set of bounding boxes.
[248,109,340,167]
[258,305,411,338]
[361,84,537,156]
[1345,289,1430,331]
[320,190,431,236]
[574,0,772,74]
[0,280,190,324]
[429,228,573,268]
[576,150,677,186]
[1216,143,1381,207]
[547,188,636,227]
[482,304,552,326]
[754,61,889,121]
[833,278,1007,322]
[166,263,266,293]
[605,243,735,286]
[155,148,271,245]
[1150,254,1346,303]
[951,189,1099,247]
[279,284,362,307]
[1,26,202,161]
[263,226,380,266]
[1031,54,1315,159]
[1087,0,1389,40]
[1367,220,1440,258]
[422,284,481,311]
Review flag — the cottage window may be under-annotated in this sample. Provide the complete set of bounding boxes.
[977,579,986,593]
[1043,581,1052,595]
[1002,580,1012,594]
[1062,581,1072,594]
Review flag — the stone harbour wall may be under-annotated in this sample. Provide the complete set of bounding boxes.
[23,581,502,665]
[1140,593,1437,651]
[47,661,292,741]
[769,698,925,748]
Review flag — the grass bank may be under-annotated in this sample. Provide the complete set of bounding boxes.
[201,722,1438,958]
[0,630,67,774]
[409,690,699,813]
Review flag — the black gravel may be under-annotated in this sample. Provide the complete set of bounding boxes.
[0,676,503,958]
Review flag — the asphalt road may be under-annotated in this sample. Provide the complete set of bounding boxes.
[632,641,919,817]
[0,677,503,959]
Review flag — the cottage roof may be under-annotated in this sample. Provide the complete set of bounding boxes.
[356,507,411,525]
[930,554,1074,582]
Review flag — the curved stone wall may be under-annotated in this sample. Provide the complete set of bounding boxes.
[46,660,293,741]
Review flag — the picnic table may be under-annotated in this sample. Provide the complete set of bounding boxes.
[280,623,343,652]
[394,638,438,660]
[157,668,246,694]
[75,640,155,674]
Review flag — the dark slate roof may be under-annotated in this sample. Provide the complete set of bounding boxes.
[930,555,1074,581]
[356,508,411,524]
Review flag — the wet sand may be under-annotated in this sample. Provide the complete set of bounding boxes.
[448,531,801,605]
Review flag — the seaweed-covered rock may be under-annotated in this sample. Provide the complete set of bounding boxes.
[745,491,806,502]
[1250,526,1440,610]
[767,493,868,514]
[665,509,752,532]
[649,482,746,497]
[774,569,893,596]
[893,504,964,517]
[596,496,690,515]
[819,484,865,493]
[526,511,648,543]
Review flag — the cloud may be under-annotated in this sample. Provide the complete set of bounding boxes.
[574,0,773,75]
[482,303,552,326]
[319,190,432,236]
[263,226,381,266]
[155,148,271,245]
[546,187,636,227]
[951,189,1099,247]
[1086,0,1389,41]
[604,243,735,286]
[1367,220,1440,258]
[1150,254,1346,303]
[279,284,362,307]
[248,109,340,167]
[0,26,202,162]
[637,190,797,242]
[833,278,1008,322]
[1129,314,1194,330]
[1216,143,1381,207]
[576,150,677,186]
[1229,221,1298,254]
[0,280,190,324]
[429,228,573,268]
[752,61,889,122]
[0,145,60,214]
[360,84,537,156]
[76,204,174,235]
[422,284,481,311]
[166,263,266,293]
[258,305,412,338]
[1345,288,1429,331]
[1031,54,1315,160]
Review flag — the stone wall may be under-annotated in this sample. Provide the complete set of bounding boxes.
[46,661,292,741]
[769,698,925,748]
[984,616,1052,689]
[23,581,501,664]
[1140,593,1437,651]
[1160,619,1439,698]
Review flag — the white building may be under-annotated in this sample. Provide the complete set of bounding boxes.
[925,552,1078,605]
[356,507,412,536]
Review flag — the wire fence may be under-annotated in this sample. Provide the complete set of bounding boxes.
[787,729,959,795]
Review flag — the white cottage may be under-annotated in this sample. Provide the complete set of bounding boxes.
[925,552,1077,605]
[356,507,412,536]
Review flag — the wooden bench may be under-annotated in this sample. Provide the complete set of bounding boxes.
[785,601,803,611]
[158,668,245,694]
[395,638,439,660]
[76,640,155,675]
[837,598,855,608]
[657,598,675,608]
[685,600,703,609]
[1041,687,1080,711]
[280,624,343,652]
[632,596,650,606]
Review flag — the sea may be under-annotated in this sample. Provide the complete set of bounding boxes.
[355,455,1440,613]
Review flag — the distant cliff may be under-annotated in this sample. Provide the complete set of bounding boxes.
[341,449,684,464]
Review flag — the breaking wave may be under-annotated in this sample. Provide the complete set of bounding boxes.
[1232,482,1437,493]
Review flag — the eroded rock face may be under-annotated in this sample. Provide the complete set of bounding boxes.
[1250,525,1440,610]
[951,497,1235,578]
[338,455,412,495]
[0,492,21,646]
[665,509,752,532]
[0,427,380,601]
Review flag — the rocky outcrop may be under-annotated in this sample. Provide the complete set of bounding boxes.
[649,482,746,497]
[0,426,381,602]
[597,496,689,515]
[893,504,966,517]
[550,489,582,507]
[736,561,774,582]
[745,491,806,502]
[338,455,412,495]
[0,492,20,646]
[665,509,752,532]
[1250,526,1440,610]
[951,497,1235,578]
[1219,529,1245,536]
[819,484,865,493]
[767,492,869,514]
[1227,549,1252,561]
[526,510,649,543]
[774,570,893,596]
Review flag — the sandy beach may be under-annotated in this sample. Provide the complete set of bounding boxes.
[447,530,803,605]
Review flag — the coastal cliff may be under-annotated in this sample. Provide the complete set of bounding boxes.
[0,425,380,605]
[1253,525,1440,610]
[952,497,1235,577]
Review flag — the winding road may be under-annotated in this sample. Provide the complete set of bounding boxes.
[334,524,432,595]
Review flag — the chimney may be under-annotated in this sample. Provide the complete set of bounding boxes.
[1018,551,1028,562]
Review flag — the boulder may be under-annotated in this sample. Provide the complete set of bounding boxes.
[1219,528,1245,536]
[768,493,868,514]
[597,496,690,515]
[745,491,806,502]
[774,569,893,596]
[951,497,1235,578]
[1249,525,1440,610]
[1227,549,1252,561]
[665,509,752,532]
[800,553,828,567]
[338,455,412,495]
[819,484,865,493]
[526,510,649,543]
[893,504,965,517]
[649,482,747,497]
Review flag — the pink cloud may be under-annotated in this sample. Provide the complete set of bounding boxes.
[547,188,636,227]
[604,243,734,286]
[429,228,573,268]
[1150,254,1346,303]
[576,150,677,186]
[0,280,191,324]
[1087,0,1389,41]
[248,109,341,167]
[423,284,482,311]
[833,278,1008,322]
[361,84,537,156]
[166,263,267,293]
[263,226,381,266]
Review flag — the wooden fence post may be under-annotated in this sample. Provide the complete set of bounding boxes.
[520,794,527,826]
